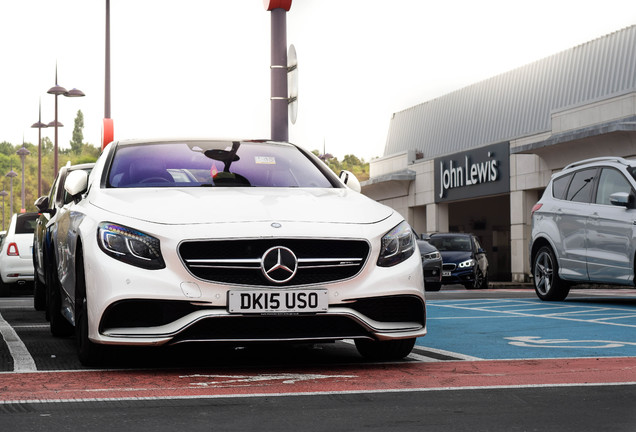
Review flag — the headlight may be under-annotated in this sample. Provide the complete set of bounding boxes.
[97,222,165,270]
[377,221,415,267]
[422,251,441,261]
[458,259,475,268]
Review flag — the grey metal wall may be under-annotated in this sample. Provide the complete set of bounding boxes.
[384,25,636,159]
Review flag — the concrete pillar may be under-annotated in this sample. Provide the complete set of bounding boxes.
[510,190,539,282]
[410,206,427,235]
[426,203,449,233]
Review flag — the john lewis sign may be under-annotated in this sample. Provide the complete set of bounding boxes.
[434,142,509,203]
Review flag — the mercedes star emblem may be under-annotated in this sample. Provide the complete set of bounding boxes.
[261,246,298,284]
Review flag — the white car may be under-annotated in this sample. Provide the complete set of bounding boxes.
[52,139,426,365]
[0,212,38,296]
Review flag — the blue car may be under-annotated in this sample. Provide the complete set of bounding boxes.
[426,233,489,289]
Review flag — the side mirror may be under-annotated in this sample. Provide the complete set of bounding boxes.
[64,170,89,198]
[339,170,361,193]
[609,192,634,208]
[34,196,50,213]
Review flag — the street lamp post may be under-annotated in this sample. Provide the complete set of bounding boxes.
[0,188,7,230]
[47,66,85,174]
[31,99,48,197]
[16,145,30,213]
[5,164,17,217]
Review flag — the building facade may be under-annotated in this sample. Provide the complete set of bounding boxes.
[362,25,636,282]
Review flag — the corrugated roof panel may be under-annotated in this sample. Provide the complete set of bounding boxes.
[384,25,636,158]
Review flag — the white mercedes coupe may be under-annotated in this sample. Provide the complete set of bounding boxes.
[51,139,426,365]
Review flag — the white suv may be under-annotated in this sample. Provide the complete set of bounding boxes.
[530,157,636,300]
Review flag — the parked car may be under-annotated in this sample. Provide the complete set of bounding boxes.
[426,233,489,289]
[32,162,94,311]
[530,156,636,301]
[0,212,38,296]
[51,138,426,365]
[416,236,442,291]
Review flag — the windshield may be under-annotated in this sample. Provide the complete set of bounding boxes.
[428,236,472,252]
[107,141,335,188]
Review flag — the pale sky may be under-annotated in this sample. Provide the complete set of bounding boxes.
[0,0,634,161]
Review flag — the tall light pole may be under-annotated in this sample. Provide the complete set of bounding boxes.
[16,145,30,213]
[5,164,17,217]
[102,0,114,149]
[47,66,85,174]
[0,188,7,230]
[31,99,48,197]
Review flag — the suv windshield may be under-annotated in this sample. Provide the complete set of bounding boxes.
[107,141,335,188]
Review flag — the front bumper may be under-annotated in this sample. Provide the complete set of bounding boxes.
[84,240,427,346]
[441,267,475,285]
[422,259,442,284]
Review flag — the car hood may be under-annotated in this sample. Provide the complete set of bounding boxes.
[90,187,394,225]
[439,250,472,263]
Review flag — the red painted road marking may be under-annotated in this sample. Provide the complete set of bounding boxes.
[1,357,635,403]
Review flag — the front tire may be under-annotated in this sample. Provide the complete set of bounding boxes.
[355,338,416,361]
[34,276,46,311]
[465,268,486,290]
[533,246,570,301]
[75,250,104,366]
[48,270,74,337]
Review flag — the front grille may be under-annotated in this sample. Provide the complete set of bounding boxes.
[179,239,370,287]
[171,315,371,343]
[442,263,457,271]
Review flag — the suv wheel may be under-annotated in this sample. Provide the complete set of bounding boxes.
[533,246,570,301]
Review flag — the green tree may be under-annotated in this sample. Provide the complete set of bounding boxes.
[0,141,14,156]
[312,150,370,182]
[70,110,85,153]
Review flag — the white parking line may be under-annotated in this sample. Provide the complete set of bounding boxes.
[0,312,37,372]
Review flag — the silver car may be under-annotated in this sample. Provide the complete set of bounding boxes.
[530,156,636,300]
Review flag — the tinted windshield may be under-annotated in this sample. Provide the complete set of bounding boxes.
[428,236,472,252]
[107,141,335,188]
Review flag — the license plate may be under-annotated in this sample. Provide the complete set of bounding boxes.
[228,289,328,314]
[442,271,451,277]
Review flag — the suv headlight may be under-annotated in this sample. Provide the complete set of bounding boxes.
[458,259,475,268]
[97,222,165,270]
[378,221,415,267]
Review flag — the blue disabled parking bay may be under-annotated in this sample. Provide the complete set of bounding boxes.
[417,298,636,360]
